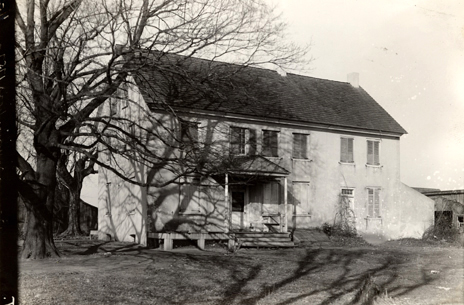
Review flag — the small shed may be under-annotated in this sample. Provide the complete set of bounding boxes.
[419,189,464,230]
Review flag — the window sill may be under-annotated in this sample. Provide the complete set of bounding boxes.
[292,158,313,162]
[339,161,355,166]
[365,164,383,168]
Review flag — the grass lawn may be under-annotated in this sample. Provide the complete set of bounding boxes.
[19,238,464,305]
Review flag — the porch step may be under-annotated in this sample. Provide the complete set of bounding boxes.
[233,232,291,238]
[234,232,294,248]
[240,241,295,248]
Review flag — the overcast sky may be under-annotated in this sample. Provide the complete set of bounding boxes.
[269,0,464,190]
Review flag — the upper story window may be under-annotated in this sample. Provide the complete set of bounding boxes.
[292,133,308,159]
[340,137,354,163]
[367,140,380,165]
[110,83,129,116]
[262,130,279,157]
[230,127,256,156]
[367,188,381,218]
[180,121,199,146]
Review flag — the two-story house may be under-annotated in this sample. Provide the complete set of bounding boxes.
[97,50,434,248]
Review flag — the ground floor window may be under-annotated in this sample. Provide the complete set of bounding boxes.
[231,191,245,212]
[367,188,380,218]
[457,215,464,228]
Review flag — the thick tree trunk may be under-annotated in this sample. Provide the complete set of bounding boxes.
[21,153,60,259]
[21,205,59,259]
[59,183,83,237]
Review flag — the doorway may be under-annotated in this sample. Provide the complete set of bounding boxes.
[231,191,246,230]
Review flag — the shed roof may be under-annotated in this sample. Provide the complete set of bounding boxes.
[129,51,407,135]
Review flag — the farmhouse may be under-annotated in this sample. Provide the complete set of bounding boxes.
[97,51,434,248]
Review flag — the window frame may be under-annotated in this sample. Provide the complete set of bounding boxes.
[179,120,199,147]
[366,139,380,166]
[292,133,309,159]
[262,130,279,157]
[340,137,354,163]
[230,126,247,155]
[229,126,256,156]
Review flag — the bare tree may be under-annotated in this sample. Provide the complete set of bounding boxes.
[15,0,308,258]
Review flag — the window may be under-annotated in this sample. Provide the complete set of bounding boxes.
[457,215,464,228]
[367,188,380,217]
[180,121,199,145]
[230,127,256,155]
[292,133,308,159]
[341,188,354,196]
[231,191,245,212]
[341,188,355,210]
[262,130,279,157]
[230,127,246,155]
[367,140,380,165]
[340,138,354,163]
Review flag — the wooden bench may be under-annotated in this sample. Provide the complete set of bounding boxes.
[148,232,232,251]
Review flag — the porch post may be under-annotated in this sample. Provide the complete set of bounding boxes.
[283,177,288,233]
[225,173,229,232]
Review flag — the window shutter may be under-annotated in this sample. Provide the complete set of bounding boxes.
[248,129,257,155]
[341,138,347,162]
[373,141,379,165]
[347,138,354,162]
[293,134,307,159]
[367,141,373,164]
[374,189,380,217]
[368,188,374,217]
[263,130,278,157]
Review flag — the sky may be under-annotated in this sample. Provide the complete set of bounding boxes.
[268,0,464,190]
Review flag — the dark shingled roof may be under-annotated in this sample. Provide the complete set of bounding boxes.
[129,51,407,135]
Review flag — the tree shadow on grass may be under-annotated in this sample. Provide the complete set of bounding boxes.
[218,248,444,305]
[64,244,450,305]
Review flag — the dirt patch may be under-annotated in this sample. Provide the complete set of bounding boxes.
[19,240,464,305]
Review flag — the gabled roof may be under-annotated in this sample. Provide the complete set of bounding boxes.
[129,51,407,135]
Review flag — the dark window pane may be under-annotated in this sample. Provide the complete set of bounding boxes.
[231,192,245,212]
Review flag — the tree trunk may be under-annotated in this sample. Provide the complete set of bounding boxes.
[21,204,59,259]
[21,153,60,259]
[59,183,83,237]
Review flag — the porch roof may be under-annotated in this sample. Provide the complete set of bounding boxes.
[227,156,290,177]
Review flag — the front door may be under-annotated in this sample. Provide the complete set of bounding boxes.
[231,191,246,230]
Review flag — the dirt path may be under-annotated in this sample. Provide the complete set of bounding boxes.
[19,240,464,305]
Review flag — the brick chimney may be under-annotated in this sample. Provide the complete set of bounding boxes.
[347,72,359,88]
